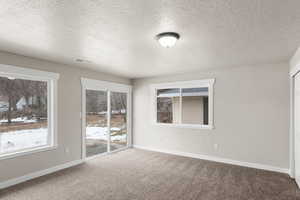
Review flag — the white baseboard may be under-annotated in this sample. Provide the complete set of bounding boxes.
[0,148,291,190]
[0,159,83,190]
[133,145,290,174]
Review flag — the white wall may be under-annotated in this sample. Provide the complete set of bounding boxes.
[182,96,204,124]
[133,63,289,169]
[172,96,205,124]
[172,97,180,123]
[0,51,130,183]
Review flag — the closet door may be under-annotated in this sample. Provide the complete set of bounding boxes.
[294,72,300,186]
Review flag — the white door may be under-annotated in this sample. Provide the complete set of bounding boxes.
[294,72,300,186]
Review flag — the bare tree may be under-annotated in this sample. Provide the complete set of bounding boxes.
[110,93,127,125]
[32,81,47,119]
[17,79,35,109]
[0,77,48,123]
[86,90,107,114]
[0,78,22,123]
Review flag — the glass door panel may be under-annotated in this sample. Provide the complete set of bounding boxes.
[110,92,127,151]
[85,90,107,157]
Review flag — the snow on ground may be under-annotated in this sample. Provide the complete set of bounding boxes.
[0,128,47,154]
[0,126,125,154]
[86,126,126,141]
[0,117,37,124]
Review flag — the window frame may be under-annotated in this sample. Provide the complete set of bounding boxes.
[150,79,215,129]
[0,64,59,160]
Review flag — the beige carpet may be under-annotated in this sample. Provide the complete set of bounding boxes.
[0,148,299,200]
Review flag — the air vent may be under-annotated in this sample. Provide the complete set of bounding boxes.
[75,58,92,63]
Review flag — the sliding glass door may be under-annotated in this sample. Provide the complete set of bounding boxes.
[82,79,131,159]
[85,90,108,157]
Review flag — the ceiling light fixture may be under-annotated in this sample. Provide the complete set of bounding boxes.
[156,32,180,48]
[7,76,15,80]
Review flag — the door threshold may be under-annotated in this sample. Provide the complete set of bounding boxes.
[84,146,130,161]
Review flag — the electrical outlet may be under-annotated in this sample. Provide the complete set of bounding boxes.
[65,147,70,154]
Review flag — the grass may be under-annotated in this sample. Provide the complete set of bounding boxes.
[0,121,47,133]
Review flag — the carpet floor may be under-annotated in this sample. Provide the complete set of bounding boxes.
[0,148,299,200]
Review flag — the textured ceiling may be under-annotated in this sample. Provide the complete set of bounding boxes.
[0,0,299,78]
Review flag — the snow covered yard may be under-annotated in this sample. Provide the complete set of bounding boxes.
[85,126,127,157]
[0,117,37,124]
[0,128,48,154]
[0,125,126,154]
[86,126,126,141]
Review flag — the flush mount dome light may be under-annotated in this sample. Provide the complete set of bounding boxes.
[156,32,180,48]
[7,76,15,80]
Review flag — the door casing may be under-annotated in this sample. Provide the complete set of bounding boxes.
[290,63,300,188]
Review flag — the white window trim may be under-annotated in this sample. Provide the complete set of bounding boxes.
[150,79,215,129]
[0,64,59,160]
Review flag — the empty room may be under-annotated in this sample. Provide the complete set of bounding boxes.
[0,0,300,199]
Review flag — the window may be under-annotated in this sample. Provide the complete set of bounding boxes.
[151,79,215,129]
[0,64,59,159]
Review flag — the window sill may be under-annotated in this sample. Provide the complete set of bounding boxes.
[0,145,58,161]
[154,123,214,130]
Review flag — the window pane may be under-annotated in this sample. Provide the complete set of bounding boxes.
[0,77,48,154]
[157,88,180,124]
[110,92,127,151]
[182,87,209,125]
[182,87,208,95]
[85,90,107,157]
[157,88,180,97]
